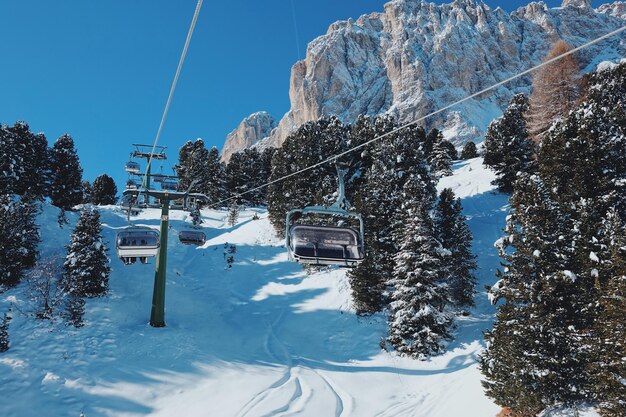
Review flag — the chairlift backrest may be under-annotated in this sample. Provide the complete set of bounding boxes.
[125,161,140,173]
[161,180,178,191]
[178,230,206,245]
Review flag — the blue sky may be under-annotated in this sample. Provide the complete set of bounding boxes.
[0,0,604,189]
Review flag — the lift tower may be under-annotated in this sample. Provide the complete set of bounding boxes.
[122,184,208,327]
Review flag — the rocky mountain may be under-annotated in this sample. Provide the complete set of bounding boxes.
[221,111,276,162]
[222,0,626,158]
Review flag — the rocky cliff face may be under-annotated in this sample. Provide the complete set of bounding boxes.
[222,0,626,155]
[221,111,276,163]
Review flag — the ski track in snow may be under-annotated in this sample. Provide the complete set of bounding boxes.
[0,157,507,417]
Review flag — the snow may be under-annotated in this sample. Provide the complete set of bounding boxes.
[0,159,510,417]
[563,270,577,282]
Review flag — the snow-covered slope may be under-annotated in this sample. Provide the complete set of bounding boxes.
[1,158,510,417]
[222,0,626,155]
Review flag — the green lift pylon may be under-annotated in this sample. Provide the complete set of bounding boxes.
[123,181,206,328]
[150,199,170,327]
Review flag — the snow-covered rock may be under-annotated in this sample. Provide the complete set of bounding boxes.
[221,111,276,163]
[225,0,626,155]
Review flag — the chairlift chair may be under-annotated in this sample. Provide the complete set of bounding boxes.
[285,162,365,268]
[125,161,140,174]
[161,179,178,191]
[125,179,139,190]
[178,230,206,246]
[116,226,160,265]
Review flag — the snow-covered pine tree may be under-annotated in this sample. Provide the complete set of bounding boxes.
[258,147,276,205]
[480,174,589,415]
[8,122,51,200]
[388,175,452,359]
[422,128,440,160]
[434,188,477,309]
[429,137,453,177]
[0,312,9,352]
[205,146,226,205]
[0,195,40,288]
[175,140,195,190]
[82,180,93,205]
[227,202,240,227]
[460,141,478,159]
[65,294,85,328]
[50,134,83,210]
[63,207,110,297]
[483,93,536,193]
[267,117,346,236]
[91,174,117,205]
[589,209,626,417]
[349,116,433,314]
[0,124,21,195]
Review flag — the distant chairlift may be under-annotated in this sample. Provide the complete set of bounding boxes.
[125,161,140,174]
[161,179,178,191]
[126,179,139,190]
[285,162,365,268]
[116,226,160,265]
[178,230,206,246]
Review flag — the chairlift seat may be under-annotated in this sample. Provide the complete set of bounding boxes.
[289,224,363,267]
[125,161,140,173]
[161,180,178,191]
[116,227,160,262]
[178,230,206,245]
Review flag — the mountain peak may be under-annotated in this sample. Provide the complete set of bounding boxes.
[561,0,592,8]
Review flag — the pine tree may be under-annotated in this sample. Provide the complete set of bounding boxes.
[434,188,477,309]
[349,116,433,314]
[205,146,226,205]
[227,202,240,227]
[527,40,581,141]
[63,207,110,297]
[0,124,21,195]
[8,122,51,200]
[480,174,590,415]
[429,137,453,176]
[387,176,452,358]
[0,195,40,288]
[460,141,478,159]
[82,180,93,204]
[483,94,536,193]
[589,209,626,417]
[0,312,10,352]
[91,174,117,205]
[65,294,85,328]
[50,134,83,210]
[267,117,347,236]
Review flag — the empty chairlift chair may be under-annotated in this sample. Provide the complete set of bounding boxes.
[125,161,140,174]
[288,223,363,267]
[178,230,206,245]
[161,179,178,191]
[285,162,365,268]
[116,226,160,265]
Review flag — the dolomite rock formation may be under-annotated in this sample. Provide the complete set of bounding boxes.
[221,111,276,163]
[222,0,626,155]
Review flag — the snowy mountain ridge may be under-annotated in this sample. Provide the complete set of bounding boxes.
[221,0,626,161]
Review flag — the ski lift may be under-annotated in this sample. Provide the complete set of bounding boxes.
[161,179,178,191]
[115,226,160,265]
[285,162,364,267]
[178,230,206,246]
[125,161,140,174]
[125,179,139,190]
[152,173,165,183]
